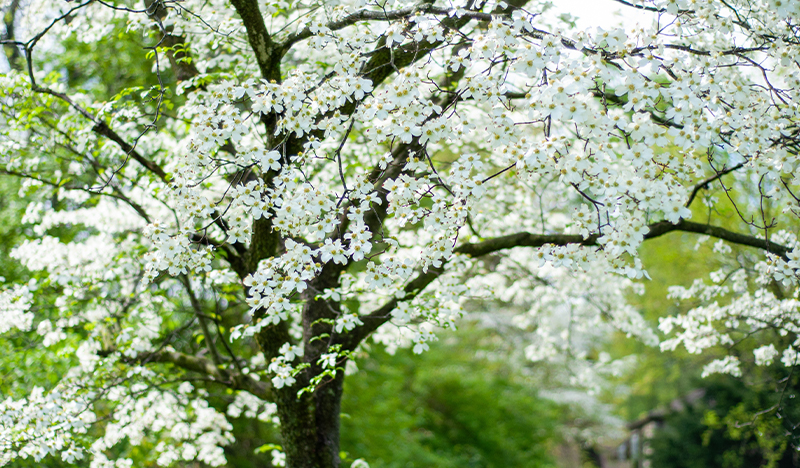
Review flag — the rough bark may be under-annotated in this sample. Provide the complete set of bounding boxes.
[274,388,319,467]
[314,371,346,467]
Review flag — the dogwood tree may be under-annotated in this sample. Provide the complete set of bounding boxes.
[0,0,799,466]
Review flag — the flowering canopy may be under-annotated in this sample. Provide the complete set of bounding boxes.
[0,0,799,466]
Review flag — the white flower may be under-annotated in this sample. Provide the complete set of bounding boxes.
[754,344,779,366]
[334,313,363,333]
[255,150,282,172]
[279,343,301,361]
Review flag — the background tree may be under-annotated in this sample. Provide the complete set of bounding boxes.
[0,0,799,467]
[611,233,800,468]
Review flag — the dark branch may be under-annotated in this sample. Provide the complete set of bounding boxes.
[230,0,281,82]
[140,350,273,400]
[342,218,792,350]
[92,121,169,182]
[685,161,747,208]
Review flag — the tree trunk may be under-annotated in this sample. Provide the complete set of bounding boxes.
[273,372,345,468]
[314,370,345,467]
[275,388,318,467]
[273,268,346,468]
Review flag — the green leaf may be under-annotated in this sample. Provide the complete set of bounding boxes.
[254,444,282,454]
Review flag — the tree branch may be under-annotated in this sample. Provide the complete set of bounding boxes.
[685,161,747,208]
[92,121,169,182]
[645,220,789,259]
[342,218,792,350]
[14,1,170,184]
[144,0,200,83]
[140,350,273,400]
[230,0,281,82]
[279,2,545,51]
[179,274,226,367]
[280,4,424,51]
[0,167,154,223]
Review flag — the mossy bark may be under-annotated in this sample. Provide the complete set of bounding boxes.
[269,357,346,468]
